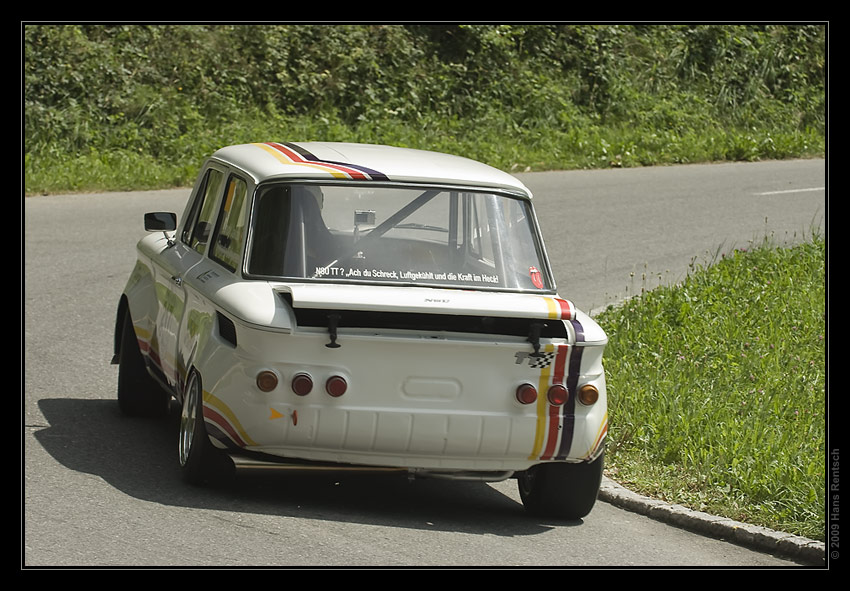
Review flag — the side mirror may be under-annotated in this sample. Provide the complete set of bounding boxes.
[144,212,177,232]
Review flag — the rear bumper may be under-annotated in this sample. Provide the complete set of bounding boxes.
[196,320,607,473]
[228,451,517,482]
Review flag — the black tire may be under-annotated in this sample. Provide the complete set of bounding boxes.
[518,453,605,520]
[117,311,170,418]
[178,370,233,485]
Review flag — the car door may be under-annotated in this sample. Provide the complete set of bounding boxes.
[172,169,251,397]
[152,165,226,392]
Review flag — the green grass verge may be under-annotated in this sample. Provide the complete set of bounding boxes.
[23,109,824,195]
[595,233,826,541]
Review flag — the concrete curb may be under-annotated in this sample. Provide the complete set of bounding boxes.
[599,477,826,566]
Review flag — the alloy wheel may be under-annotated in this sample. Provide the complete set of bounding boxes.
[179,373,200,467]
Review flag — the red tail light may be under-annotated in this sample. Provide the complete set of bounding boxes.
[547,384,569,406]
[326,375,348,397]
[291,373,313,396]
[516,384,538,405]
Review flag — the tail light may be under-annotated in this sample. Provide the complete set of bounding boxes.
[516,384,538,405]
[326,375,348,397]
[256,370,278,392]
[291,373,313,396]
[578,384,599,406]
[547,384,569,406]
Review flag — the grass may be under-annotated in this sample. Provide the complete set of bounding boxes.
[595,232,826,541]
[23,108,825,196]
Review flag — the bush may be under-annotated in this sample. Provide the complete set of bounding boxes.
[23,24,825,194]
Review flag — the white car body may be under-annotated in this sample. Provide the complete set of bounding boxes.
[115,142,608,518]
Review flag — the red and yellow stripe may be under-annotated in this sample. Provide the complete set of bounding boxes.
[202,390,258,448]
[583,412,608,460]
[544,296,574,321]
[528,343,571,460]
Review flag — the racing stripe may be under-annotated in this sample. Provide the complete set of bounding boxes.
[529,298,579,460]
[133,328,182,387]
[528,343,555,459]
[555,297,574,320]
[527,302,589,461]
[555,318,586,460]
[202,390,258,447]
[555,345,582,459]
[252,142,389,181]
[583,412,608,459]
[203,405,249,448]
[540,344,569,460]
[253,142,350,178]
[544,296,575,321]
[283,142,390,181]
[543,297,559,319]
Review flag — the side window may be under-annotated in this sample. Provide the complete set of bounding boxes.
[211,175,249,272]
[183,168,225,255]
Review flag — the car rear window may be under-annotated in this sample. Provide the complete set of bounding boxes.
[246,183,554,292]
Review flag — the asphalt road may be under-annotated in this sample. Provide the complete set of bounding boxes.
[23,158,826,567]
[517,159,826,313]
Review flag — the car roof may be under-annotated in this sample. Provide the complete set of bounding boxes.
[209,142,533,197]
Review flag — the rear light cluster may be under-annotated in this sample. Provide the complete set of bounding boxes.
[256,371,348,397]
[515,383,599,406]
[257,371,593,406]
[291,372,348,397]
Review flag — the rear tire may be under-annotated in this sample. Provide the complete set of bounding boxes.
[178,370,233,485]
[518,453,604,520]
[117,312,170,418]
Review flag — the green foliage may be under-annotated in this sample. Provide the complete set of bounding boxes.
[24,24,825,193]
[596,234,826,541]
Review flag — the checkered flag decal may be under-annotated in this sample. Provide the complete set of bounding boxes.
[528,352,555,368]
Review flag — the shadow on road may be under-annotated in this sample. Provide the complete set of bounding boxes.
[32,398,588,537]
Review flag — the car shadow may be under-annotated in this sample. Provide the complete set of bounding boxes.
[32,398,588,536]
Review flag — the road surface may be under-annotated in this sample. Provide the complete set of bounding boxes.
[23,158,826,567]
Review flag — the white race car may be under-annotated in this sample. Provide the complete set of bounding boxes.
[114,142,608,519]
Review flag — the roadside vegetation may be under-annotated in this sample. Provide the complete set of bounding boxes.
[24,24,824,194]
[596,233,826,541]
[24,24,827,540]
